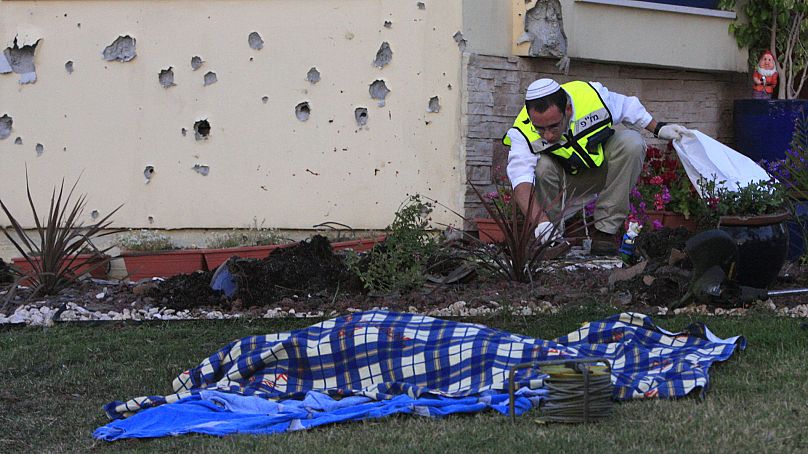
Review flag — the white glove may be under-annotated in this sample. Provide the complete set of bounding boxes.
[657,124,689,141]
[534,221,560,244]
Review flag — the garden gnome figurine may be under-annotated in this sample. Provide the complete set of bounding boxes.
[752,50,778,99]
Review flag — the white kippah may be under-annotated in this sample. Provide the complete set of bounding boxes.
[525,79,561,101]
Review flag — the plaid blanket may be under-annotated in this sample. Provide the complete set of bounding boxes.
[101,310,743,424]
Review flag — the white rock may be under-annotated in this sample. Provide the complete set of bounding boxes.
[61,310,77,321]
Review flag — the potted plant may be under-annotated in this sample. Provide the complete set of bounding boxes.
[629,144,705,232]
[474,184,515,243]
[1,172,121,294]
[701,178,790,288]
[725,0,808,162]
[202,221,294,269]
[117,230,207,281]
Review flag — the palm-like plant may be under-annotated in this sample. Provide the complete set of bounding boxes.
[465,180,573,283]
[0,171,122,297]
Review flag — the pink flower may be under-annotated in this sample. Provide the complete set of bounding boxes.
[649,175,664,186]
[652,220,664,230]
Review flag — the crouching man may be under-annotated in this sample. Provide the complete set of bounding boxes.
[503,78,688,255]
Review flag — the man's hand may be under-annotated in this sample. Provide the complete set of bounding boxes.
[534,221,560,244]
[657,124,689,141]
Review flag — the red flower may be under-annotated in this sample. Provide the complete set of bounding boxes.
[649,175,664,185]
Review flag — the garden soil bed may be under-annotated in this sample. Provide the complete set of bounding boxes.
[2,232,808,322]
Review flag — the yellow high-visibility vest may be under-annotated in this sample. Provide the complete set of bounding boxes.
[503,81,613,175]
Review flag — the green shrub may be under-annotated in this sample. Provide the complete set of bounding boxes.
[346,195,438,294]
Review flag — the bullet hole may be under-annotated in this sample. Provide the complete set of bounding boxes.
[355,107,369,126]
[65,61,74,74]
[181,128,187,137]
[248,32,264,50]
[102,35,137,62]
[0,115,11,140]
[453,31,467,52]
[91,210,99,220]
[295,102,311,121]
[158,67,175,88]
[1,38,40,84]
[261,96,269,104]
[344,31,355,40]
[192,164,210,176]
[384,21,392,28]
[417,2,425,10]
[35,143,44,156]
[203,71,217,86]
[447,83,452,90]
[148,215,155,224]
[427,96,441,113]
[15,137,23,145]
[369,80,390,106]
[143,165,155,184]
[191,56,203,71]
[307,67,321,84]
[373,42,393,68]
[194,119,211,140]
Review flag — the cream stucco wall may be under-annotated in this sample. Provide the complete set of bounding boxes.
[0,0,467,239]
[512,0,747,73]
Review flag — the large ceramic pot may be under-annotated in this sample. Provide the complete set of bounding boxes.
[733,99,808,162]
[718,212,790,288]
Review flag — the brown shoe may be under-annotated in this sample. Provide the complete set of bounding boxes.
[589,230,619,256]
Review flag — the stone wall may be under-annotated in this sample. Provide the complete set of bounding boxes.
[463,54,749,220]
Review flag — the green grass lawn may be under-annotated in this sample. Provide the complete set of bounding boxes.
[1,305,806,453]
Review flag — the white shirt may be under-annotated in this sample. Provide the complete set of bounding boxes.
[505,81,653,188]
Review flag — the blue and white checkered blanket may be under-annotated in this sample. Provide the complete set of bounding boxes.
[95,311,744,440]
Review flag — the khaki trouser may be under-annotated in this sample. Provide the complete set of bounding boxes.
[534,129,646,234]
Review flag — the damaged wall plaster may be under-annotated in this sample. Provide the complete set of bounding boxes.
[194,119,211,140]
[0,1,466,234]
[306,67,320,84]
[191,56,203,71]
[373,42,392,68]
[102,35,136,62]
[517,0,569,74]
[203,71,217,86]
[143,165,155,184]
[35,143,44,156]
[354,107,368,126]
[295,102,311,121]
[158,67,176,88]
[192,164,210,176]
[417,2,425,10]
[452,31,467,52]
[65,60,74,74]
[1,38,40,84]
[369,80,390,106]
[90,210,99,220]
[14,137,22,145]
[248,32,264,50]
[0,115,12,140]
[427,96,440,113]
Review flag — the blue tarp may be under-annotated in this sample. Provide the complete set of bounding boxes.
[95,311,744,440]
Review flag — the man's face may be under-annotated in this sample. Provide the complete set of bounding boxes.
[528,104,571,143]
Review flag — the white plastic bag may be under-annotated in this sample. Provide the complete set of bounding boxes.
[671,130,771,197]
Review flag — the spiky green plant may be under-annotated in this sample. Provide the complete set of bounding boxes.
[0,171,122,297]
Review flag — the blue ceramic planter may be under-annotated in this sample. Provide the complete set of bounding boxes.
[733,99,808,162]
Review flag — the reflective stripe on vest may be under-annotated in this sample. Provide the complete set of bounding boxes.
[502,81,613,174]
